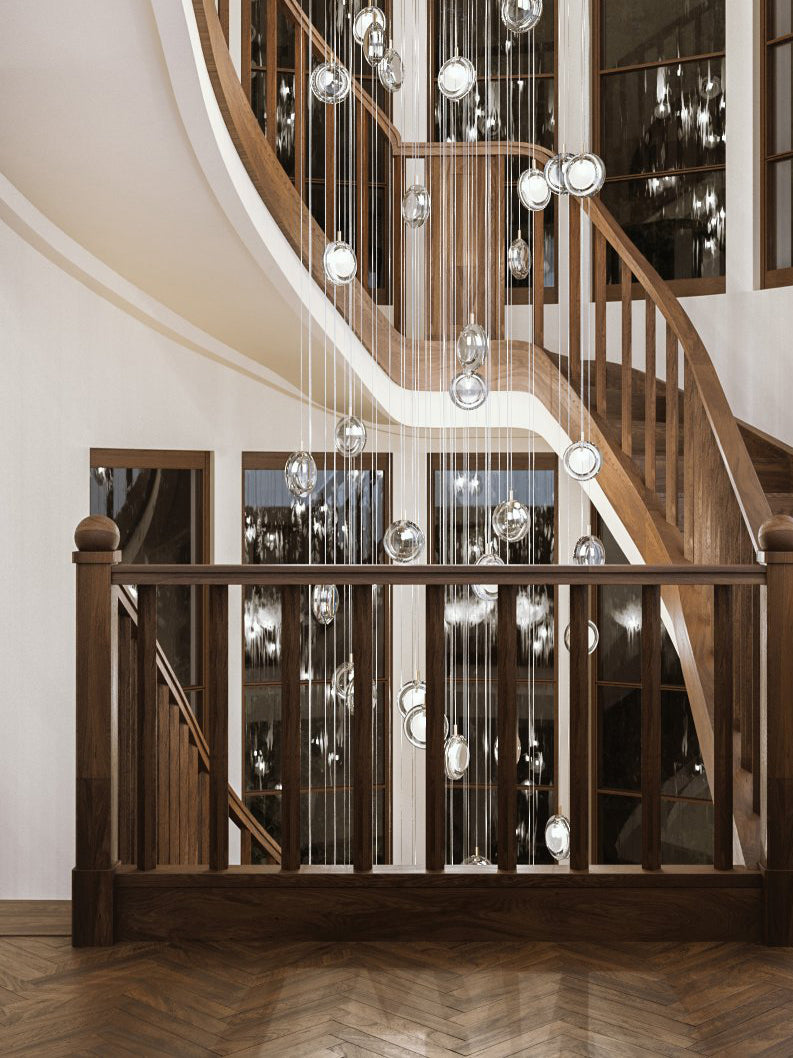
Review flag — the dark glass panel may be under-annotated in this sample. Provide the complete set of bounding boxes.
[307,180,326,232]
[248,793,281,851]
[518,683,555,787]
[598,792,641,864]
[251,69,267,136]
[601,0,724,69]
[366,185,390,295]
[367,116,388,184]
[661,798,713,863]
[598,584,642,684]
[769,41,793,155]
[277,6,295,69]
[770,0,793,38]
[433,0,554,78]
[434,76,554,147]
[246,685,280,791]
[250,0,266,68]
[301,787,386,865]
[516,787,553,864]
[275,73,296,178]
[308,100,327,180]
[599,684,641,792]
[601,168,726,282]
[768,158,793,271]
[661,691,710,799]
[601,59,725,177]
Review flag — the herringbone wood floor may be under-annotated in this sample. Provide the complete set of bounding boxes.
[2,905,793,1056]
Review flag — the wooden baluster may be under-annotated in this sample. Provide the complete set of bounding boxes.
[393,157,404,332]
[568,198,581,391]
[208,585,229,871]
[72,516,120,946]
[666,322,679,527]
[737,584,753,772]
[426,585,446,871]
[265,0,277,151]
[594,228,606,416]
[240,829,252,866]
[188,742,198,864]
[179,722,190,863]
[713,584,734,871]
[198,768,209,864]
[497,584,518,872]
[683,369,695,560]
[169,704,180,864]
[241,0,251,102]
[325,109,336,240]
[532,207,545,348]
[280,585,300,871]
[117,613,136,865]
[353,585,373,872]
[356,107,368,289]
[569,584,590,871]
[752,585,761,815]
[620,260,633,457]
[157,686,170,865]
[137,585,158,872]
[641,585,661,871]
[218,0,229,43]
[644,293,657,491]
[294,30,305,196]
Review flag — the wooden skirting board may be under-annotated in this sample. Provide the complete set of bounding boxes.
[114,867,763,944]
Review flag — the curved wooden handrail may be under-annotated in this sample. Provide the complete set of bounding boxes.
[117,586,281,864]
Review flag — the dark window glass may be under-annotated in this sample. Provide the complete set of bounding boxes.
[768,158,793,271]
[598,793,641,864]
[275,73,296,178]
[250,0,266,67]
[769,41,793,156]
[276,7,295,68]
[601,0,724,69]
[770,0,793,38]
[251,69,267,136]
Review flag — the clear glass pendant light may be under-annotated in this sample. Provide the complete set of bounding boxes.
[450,372,488,410]
[311,584,339,625]
[563,440,602,481]
[445,724,470,780]
[437,55,476,101]
[492,491,530,543]
[352,5,385,44]
[507,231,530,279]
[364,23,386,65]
[573,532,606,565]
[334,415,367,458]
[544,152,575,195]
[397,678,426,717]
[472,544,504,602]
[331,658,355,701]
[404,704,449,749]
[456,318,489,372]
[310,62,351,104]
[500,0,543,34]
[564,153,606,197]
[401,184,431,227]
[284,451,317,497]
[545,813,571,861]
[517,167,552,211]
[378,46,404,91]
[563,620,600,655]
[384,519,425,562]
[462,846,492,866]
[323,234,357,286]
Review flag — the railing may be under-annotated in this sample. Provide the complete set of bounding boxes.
[72,513,793,947]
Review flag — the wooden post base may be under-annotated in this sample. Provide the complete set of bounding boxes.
[762,864,793,946]
[72,867,115,947]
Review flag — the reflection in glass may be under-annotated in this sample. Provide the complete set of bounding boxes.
[768,158,792,272]
[600,0,724,69]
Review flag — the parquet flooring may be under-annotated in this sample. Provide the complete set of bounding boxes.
[2,908,793,1056]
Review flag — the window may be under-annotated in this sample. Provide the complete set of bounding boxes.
[762,0,793,287]
[594,0,726,292]
[89,449,210,722]
[241,452,391,864]
[592,517,714,864]
[429,454,557,864]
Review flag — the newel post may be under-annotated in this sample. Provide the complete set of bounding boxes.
[72,515,121,946]
[759,515,793,946]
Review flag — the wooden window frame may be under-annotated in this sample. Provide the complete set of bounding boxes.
[240,450,393,863]
[761,1,793,289]
[591,0,727,298]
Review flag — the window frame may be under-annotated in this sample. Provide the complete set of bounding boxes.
[761,0,793,288]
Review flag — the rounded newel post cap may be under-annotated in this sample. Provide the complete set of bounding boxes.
[759,515,793,552]
[74,515,120,552]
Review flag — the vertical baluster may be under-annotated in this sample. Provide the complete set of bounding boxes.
[353,584,373,872]
[569,584,590,871]
[294,29,305,196]
[265,0,277,151]
[157,685,170,865]
[683,370,695,560]
[644,293,656,491]
[594,228,606,416]
[738,585,754,772]
[356,108,368,290]
[208,585,229,871]
[641,585,661,870]
[179,722,190,863]
[117,613,136,865]
[218,0,229,42]
[137,585,158,872]
[425,585,446,871]
[188,742,198,864]
[666,323,679,527]
[497,584,518,872]
[169,704,180,863]
[198,768,209,864]
[532,207,545,348]
[620,260,633,456]
[568,198,581,391]
[241,0,251,102]
[325,109,336,240]
[280,584,300,871]
[752,585,761,815]
[393,157,404,332]
[713,584,734,871]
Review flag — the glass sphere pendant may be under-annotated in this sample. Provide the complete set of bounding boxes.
[311,584,339,625]
[450,372,488,410]
[331,658,355,701]
[310,62,351,104]
[545,813,571,861]
[463,846,492,866]
[401,184,431,227]
[284,450,317,497]
[564,153,606,197]
[517,167,552,211]
[563,440,602,481]
[472,546,504,602]
[445,725,470,780]
[334,415,367,458]
[323,235,357,285]
[397,678,426,717]
[507,231,530,279]
[544,152,575,196]
[404,704,449,749]
[456,319,489,372]
[573,533,606,566]
[378,46,404,91]
[437,55,476,101]
[500,0,543,34]
[564,619,600,655]
[492,491,530,543]
[494,734,522,765]
[363,23,386,65]
[352,5,385,45]
[384,519,425,562]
